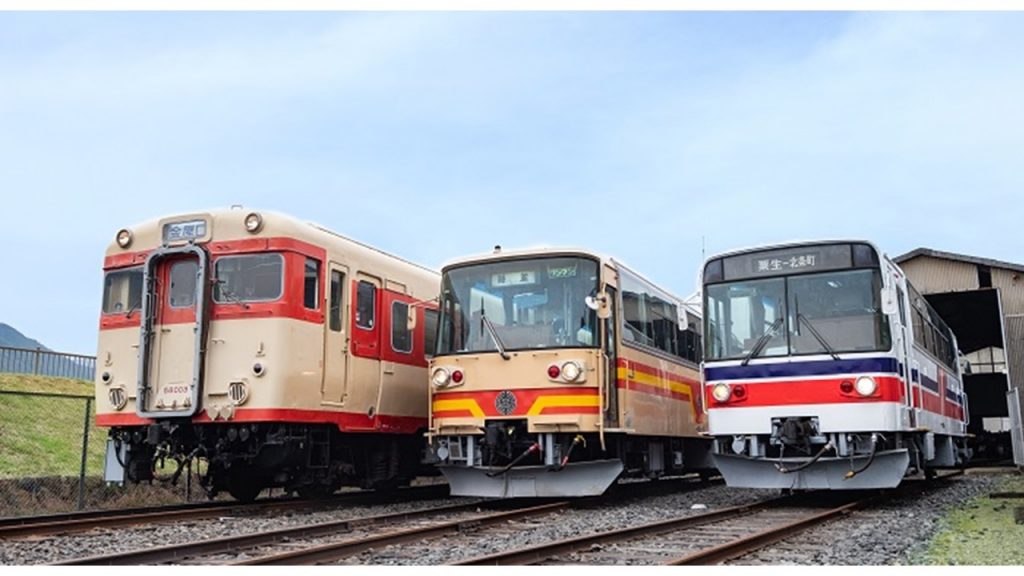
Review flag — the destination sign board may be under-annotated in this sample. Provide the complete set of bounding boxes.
[721,243,857,281]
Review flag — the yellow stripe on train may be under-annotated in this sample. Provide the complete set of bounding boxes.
[526,394,601,416]
[432,398,486,418]
[616,367,695,397]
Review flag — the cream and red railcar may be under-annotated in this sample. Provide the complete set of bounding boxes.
[427,247,712,498]
[702,240,971,490]
[96,209,439,500]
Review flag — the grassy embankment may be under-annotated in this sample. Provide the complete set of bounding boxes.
[0,374,104,478]
[914,472,1024,565]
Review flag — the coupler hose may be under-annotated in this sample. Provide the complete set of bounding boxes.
[552,435,586,472]
[486,442,541,477]
[844,433,880,480]
[776,441,835,474]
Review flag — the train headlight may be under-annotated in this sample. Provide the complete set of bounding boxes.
[431,367,451,388]
[561,361,583,382]
[116,229,133,248]
[711,383,732,403]
[855,376,877,396]
[244,212,263,233]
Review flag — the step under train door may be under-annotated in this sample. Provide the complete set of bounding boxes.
[137,245,209,418]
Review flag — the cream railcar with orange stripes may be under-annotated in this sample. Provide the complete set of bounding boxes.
[427,247,712,497]
[96,208,439,500]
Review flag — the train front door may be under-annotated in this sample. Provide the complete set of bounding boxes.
[140,249,207,416]
[322,263,350,405]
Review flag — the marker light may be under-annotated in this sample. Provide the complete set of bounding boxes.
[732,384,747,399]
[451,369,464,384]
[854,376,877,396]
[245,212,263,233]
[116,229,133,248]
[431,367,451,388]
[840,380,854,394]
[711,383,732,403]
[561,361,583,382]
[547,365,561,379]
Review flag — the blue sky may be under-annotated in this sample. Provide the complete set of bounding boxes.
[1,12,1022,355]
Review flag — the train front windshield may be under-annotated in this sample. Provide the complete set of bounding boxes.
[437,256,600,354]
[703,244,892,361]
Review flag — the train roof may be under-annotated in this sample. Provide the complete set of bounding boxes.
[106,207,439,278]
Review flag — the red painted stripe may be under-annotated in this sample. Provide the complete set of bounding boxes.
[433,387,598,418]
[706,376,905,408]
[97,408,426,434]
[617,379,691,402]
[617,358,700,386]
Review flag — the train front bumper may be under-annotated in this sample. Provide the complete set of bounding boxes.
[712,449,911,490]
[439,459,624,498]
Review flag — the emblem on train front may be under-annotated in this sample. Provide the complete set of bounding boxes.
[494,390,517,415]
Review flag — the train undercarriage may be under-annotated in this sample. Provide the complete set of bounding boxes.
[107,422,430,501]
[431,419,714,497]
[710,416,973,490]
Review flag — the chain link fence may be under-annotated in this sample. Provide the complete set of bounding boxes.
[0,389,208,519]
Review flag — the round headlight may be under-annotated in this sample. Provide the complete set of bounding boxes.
[431,367,451,388]
[244,212,263,233]
[116,229,132,248]
[855,376,877,396]
[561,361,583,382]
[711,383,732,403]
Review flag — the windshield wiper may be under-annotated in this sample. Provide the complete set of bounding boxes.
[479,298,510,361]
[217,280,251,310]
[124,301,141,319]
[796,312,841,361]
[741,316,784,367]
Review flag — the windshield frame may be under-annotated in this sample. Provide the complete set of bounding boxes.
[704,266,892,362]
[436,254,602,356]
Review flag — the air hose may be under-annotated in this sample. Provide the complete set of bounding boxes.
[552,435,586,471]
[486,442,541,477]
[844,433,880,480]
[776,441,835,474]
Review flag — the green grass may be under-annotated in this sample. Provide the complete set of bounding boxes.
[914,473,1024,565]
[0,374,104,479]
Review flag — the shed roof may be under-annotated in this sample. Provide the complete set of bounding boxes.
[893,247,1024,275]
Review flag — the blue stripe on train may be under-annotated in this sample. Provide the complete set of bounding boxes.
[704,357,900,382]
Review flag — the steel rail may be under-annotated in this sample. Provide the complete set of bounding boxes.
[7,483,448,540]
[56,498,486,565]
[454,495,795,565]
[236,500,573,566]
[666,499,869,565]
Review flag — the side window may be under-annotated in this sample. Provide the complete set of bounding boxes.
[356,281,376,329]
[103,267,143,314]
[896,285,907,327]
[169,260,198,308]
[329,270,345,332]
[304,258,320,310]
[424,309,439,358]
[391,301,412,353]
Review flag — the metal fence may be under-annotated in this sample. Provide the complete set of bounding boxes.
[0,345,96,381]
[0,389,206,518]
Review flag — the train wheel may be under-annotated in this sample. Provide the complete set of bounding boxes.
[227,469,263,502]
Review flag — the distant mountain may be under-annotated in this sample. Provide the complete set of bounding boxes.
[0,323,48,350]
[0,323,93,380]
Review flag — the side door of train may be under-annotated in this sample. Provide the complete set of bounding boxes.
[349,273,384,419]
[890,272,919,428]
[322,262,350,405]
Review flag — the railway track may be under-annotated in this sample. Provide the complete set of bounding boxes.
[456,471,964,565]
[53,473,721,565]
[1,483,450,540]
